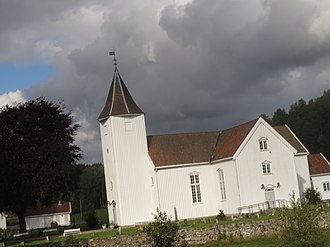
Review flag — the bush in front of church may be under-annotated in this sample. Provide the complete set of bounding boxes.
[144,210,179,247]
[278,193,327,247]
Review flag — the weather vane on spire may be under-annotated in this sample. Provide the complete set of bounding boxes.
[109,48,117,67]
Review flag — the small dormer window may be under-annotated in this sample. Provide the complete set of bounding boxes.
[259,137,268,151]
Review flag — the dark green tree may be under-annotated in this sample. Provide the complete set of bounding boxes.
[272,108,288,126]
[271,90,330,160]
[303,188,321,205]
[79,163,107,212]
[0,98,81,232]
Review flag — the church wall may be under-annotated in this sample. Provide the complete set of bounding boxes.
[156,164,220,220]
[212,160,241,214]
[235,120,300,209]
[311,174,330,200]
[294,155,311,197]
[109,115,154,225]
[99,119,121,225]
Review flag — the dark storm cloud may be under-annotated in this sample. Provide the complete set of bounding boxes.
[2,0,330,163]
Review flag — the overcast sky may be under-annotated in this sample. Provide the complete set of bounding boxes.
[1,0,330,164]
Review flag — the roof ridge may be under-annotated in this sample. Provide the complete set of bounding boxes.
[221,118,258,132]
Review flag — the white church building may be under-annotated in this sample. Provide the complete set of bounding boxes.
[98,66,312,226]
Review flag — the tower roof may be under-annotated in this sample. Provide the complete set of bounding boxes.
[98,67,143,121]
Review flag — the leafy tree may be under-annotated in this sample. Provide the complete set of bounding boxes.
[272,108,288,126]
[279,193,327,247]
[271,90,330,160]
[79,163,107,212]
[0,98,81,232]
[303,187,321,205]
[144,210,179,247]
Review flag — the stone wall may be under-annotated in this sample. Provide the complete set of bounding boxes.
[46,212,330,246]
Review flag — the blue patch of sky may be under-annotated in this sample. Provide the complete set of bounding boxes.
[0,63,54,94]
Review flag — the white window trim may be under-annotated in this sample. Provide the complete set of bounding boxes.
[259,137,268,151]
[262,160,272,175]
[323,182,330,192]
[189,172,202,204]
[217,169,227,201]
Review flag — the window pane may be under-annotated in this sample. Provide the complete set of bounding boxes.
[218,170,226,200]
[196,185,201,202]
[195,175,199,184]
[190,175,195,184]
[263,141,268,150]
[259,141,263,150]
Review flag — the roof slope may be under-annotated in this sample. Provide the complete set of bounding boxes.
[26,202,71,217]
[148,132,220,167]
[273,125,307,153]
[148,119,258,167]
[308,153,330,175]
[211,119,258,161]
[98,67,143,120]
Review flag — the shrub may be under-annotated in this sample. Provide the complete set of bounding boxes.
[279,193,327,247]
[85,211,98,229]
[144,210,179,247]
[303,187,321,204]
[216,210,226,221]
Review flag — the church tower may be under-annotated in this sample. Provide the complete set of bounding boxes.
[98,66,155,226]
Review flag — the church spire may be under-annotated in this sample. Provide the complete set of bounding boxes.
[98,66,144,121]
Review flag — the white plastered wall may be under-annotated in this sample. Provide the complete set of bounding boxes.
[311,174,330,200]
[235,120,300,208]
[101,114,154,225]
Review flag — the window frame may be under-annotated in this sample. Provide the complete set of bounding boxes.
[323,182,330,192]
[259,137,268,151]
[189,172,202,203]
[217,169,227,201]
[262,160,272,175]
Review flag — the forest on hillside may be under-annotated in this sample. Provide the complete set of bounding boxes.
[270,89,330,160]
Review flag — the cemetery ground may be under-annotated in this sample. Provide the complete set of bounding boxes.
[2,206,330,246]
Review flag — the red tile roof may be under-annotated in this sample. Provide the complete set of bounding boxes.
[148,132,220,167]
[308,153,330,175]
[211,119,258,161]
[148,119,258,167]
[98,67,143,120]
[25,202,71,217]
[273,125,307,153]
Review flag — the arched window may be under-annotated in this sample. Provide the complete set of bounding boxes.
[259,137,268,151]
[217,169,227,201]
[189,172,202,203]
[262,160,272,175]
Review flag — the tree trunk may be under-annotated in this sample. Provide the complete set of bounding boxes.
[17,211,27,233]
